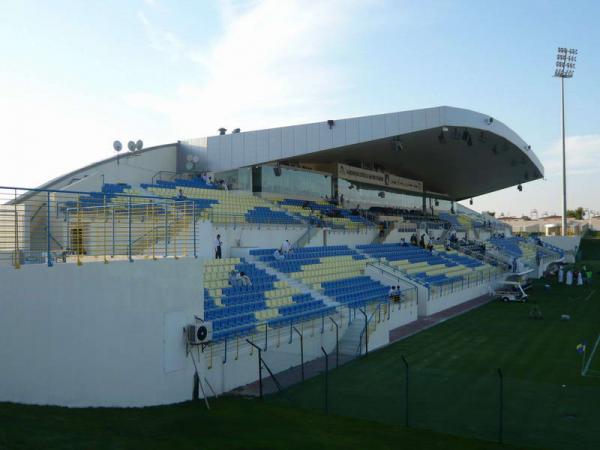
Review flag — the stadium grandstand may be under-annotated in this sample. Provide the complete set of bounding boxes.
[0,106,565,407]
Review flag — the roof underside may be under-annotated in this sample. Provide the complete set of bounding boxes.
[286,128,542,200]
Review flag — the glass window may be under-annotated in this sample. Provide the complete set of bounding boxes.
[337,179,423,209]
[214,168,252,191]
[259,166,332,198]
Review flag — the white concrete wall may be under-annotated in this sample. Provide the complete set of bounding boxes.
[307,228,377,247]
[419,283,490,316]
[0,258,203,407]
[383,230,415,244]
[540,236,581,252]
[212,223,306,257]
[198,311,349,394]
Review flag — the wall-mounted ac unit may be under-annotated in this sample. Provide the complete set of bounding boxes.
[186,323,212,345]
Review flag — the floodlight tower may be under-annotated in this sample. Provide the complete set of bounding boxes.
[554,47,578,236]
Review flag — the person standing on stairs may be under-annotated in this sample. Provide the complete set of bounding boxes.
[214,234,223,259]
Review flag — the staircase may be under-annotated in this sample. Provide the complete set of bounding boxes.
[249,257,335,307]
[337,318,365,356]
[371,223,394,244]
[294,226,320,248]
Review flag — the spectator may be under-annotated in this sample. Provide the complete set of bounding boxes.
[388,286,401,302]
[340,194,345,208]
[558,265,564,283]
[176,189,186,201]
[419,234,425,249]
[214,234,223,259]
[282,239,292,254]
[273,248,284,261]
[410,233,418,246]
[228,270,239,287]
[566,269,573,286]
[240,271,252,286]
[302,200,309,209]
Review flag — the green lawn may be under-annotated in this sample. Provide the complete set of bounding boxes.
[0,397,534,450]
[269,235,600,450]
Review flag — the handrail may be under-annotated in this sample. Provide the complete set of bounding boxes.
[367,261,421,302]
[294,225,318,248]
[356,301,385,356]
[49,233,64,250]
[29,201,46,223]
[151,170,179,184]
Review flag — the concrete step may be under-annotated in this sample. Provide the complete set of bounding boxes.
[249,256,337,307]
[336,318,366,356]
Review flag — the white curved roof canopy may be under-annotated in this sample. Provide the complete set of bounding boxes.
[201,106,543,200]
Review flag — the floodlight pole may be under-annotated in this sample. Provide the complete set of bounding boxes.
[560,76,567,236]
[554,47,578,236]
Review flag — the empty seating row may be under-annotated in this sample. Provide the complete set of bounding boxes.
[358,243,493,288]
[259,245,388,308]
[278,198,374,230]
[203,257,332,341]
[141,183,303,226]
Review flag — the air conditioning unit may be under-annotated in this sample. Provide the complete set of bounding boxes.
[186,323,213,345]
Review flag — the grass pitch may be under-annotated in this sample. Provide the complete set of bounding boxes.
[0,397,534,450]
[270,236,600,450]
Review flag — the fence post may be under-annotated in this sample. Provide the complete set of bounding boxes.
[497,368,504,444]
[359,307,368,355]
[111,206,115,257]
[293,326,304,382]
[329,316,339,368]
[193,201,197,258]
[246,339,263,400]
[128,196,133,262]
[46,191,53,267]
[401,355,409,427]
[321,346,329,414]
[103,195,108,264]
[164,201,168,258]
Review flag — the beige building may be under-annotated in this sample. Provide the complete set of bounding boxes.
[499,215,597,235]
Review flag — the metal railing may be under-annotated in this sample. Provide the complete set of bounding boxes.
[428,267,500,300]
[0,185,383,268]
[373,257,501,300]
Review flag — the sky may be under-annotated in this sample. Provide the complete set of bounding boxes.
[0,0,598,217]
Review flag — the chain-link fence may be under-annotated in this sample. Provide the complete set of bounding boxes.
[264,353,600,450]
